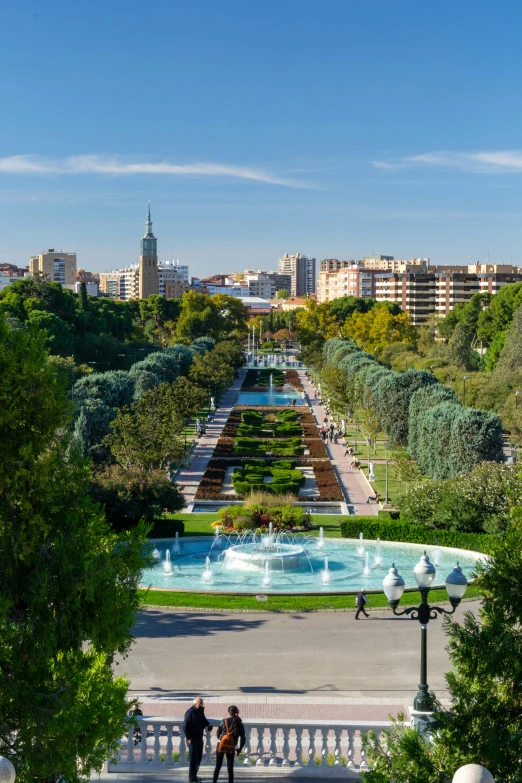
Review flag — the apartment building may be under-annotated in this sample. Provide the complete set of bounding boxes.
[29,249,77,289]
[317,265,377,303]
[278,253,316,296]
[375,263,522,325]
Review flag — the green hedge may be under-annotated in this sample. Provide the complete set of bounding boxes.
[148,519,185,538]
[339,519,494,554]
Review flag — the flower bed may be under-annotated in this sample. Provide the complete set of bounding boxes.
[215,503,311,532]
[193,460,229,500]
[304,438,328,458]
[213,437,234,457]
[237,409,302,438]
[194,458,344,501]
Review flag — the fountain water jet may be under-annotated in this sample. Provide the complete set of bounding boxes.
[374,538,382,566]
[357,532,364,556]
[431,548,441,567]
[321,556,330,585]
[317,527,325,549]
[172,532,180,555]
[363,551,370,577]
[262,561,270,588]
[163,550,173,575]
[152,547,161,562]
[202,556,213,584]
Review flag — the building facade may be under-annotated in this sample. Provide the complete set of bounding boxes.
[278,254,316,297]
[29,250,77,289]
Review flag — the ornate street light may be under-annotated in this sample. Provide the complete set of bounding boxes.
[382,555,468,712]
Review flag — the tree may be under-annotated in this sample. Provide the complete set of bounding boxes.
[444,322,479,370]
[189,346,235,398]
[107,384,186,472]
[0,315,149,782]
[276,288,289,299]
[73,370,135,408]
[169,376,209,427]
[375,369,438,447]
[494,302,522,375]
[90,464,185,530]
[365,520,522,781]
[27,309,74,355]
[175,290,219,341]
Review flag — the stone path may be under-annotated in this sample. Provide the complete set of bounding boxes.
[298,373,378,516]
[174,369,247,504]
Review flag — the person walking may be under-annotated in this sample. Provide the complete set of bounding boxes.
[355,588,369,619]
[213,706,246,783]
[183,697,213,782]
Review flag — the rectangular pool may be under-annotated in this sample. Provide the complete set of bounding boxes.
[236,391,306,406]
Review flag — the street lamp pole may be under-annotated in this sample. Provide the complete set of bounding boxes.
[383,555,468,712]
[385,442,389,505]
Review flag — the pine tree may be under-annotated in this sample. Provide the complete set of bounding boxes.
[494,302,522,375]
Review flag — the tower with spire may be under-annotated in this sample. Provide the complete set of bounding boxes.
[138,200,159,298]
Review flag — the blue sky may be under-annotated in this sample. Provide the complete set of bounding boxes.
[2,0,522,275]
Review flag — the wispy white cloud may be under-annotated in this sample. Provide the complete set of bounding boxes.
[373,150,522,173]
[0,154,312,188]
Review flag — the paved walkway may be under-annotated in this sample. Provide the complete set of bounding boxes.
[298,373,378,516]
[175,369,247,503]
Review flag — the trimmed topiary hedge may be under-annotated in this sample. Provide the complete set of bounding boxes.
[232,460,306,496]
[339,519,494,554]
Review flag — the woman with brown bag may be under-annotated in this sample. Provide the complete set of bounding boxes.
[213,706,245,783]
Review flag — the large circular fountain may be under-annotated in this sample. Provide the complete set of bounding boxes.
[145,530,484,595]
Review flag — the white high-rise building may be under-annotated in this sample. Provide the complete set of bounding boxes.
[277,253,316,296]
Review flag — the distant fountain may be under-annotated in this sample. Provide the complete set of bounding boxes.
[152,547,161,562]
[363,551,370,577]
[202,556,213,584]
[269,373,273,388]
[172,532,180,555]
[262,561,270,588]
[357,532,364,556]
[214,525,221,538]
[163,550,173,575]
[321,556,330,585]
[431,548,441,568]
[317,527,325,549]
[374,538,382,566]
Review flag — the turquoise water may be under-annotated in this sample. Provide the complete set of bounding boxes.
[237,390,305,406]
[143,536,482,594]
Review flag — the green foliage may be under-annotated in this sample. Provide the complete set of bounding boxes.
[217,503,311,530]
[232,436,304,456]
[494,302,522,376]
[90,464,185,530]
[396,462,522,533]
[107,383,186,471]
[375,369,437,447]
[0,315,150,781]
[408,385,459,472]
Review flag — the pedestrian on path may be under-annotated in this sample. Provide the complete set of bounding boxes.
[213,706,246,783]
[355,589,370,619]
[328,430,333,443]
[183,697,213,783]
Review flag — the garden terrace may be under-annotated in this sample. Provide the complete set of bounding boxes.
[215,407,324,457]
[194,458,344,502]
[241,368,304,393]
[231,460,306,495]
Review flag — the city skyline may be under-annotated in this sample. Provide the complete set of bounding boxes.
[2,1,522,274]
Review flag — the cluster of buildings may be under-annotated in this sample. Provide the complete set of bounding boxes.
[4,204,522,326]
[317,256,522,324]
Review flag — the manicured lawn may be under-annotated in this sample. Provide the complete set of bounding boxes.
[140,584,482,612]
[359,461,402,504]
[164,512,349,537]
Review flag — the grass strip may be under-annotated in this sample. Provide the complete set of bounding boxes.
[140,584,482,612]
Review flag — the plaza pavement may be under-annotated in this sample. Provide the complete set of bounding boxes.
[116,601,480,721]
[174,369,247,503]
[298,372,378,515]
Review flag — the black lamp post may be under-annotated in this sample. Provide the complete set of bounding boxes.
[382,554,468,712]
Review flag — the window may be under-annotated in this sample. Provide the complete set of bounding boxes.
[53,257,65,283]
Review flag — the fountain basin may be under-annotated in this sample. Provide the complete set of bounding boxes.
[224,542,307,571]
[143,537,484,594]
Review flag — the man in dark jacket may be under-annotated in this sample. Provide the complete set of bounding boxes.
[183,697,212,782]
[355,588,369,619]
[213,706,246,783]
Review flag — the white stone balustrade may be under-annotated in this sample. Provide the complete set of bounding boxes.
[108,716,391,778]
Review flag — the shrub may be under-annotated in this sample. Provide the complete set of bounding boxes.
[217,503,311,531]
[339,519,494,554]
[231,462,306,496]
